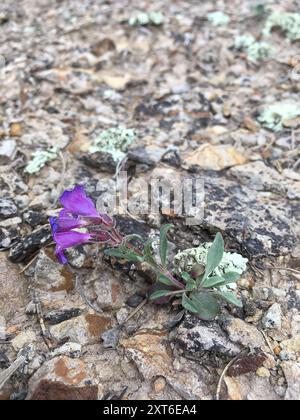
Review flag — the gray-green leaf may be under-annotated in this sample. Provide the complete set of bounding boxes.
[182,293,199,314]
[190,292,220,320]
[215,291,243,308]
[202,272,240,288]
[160,224,173,267]
[158,274,175,287]
[201,233,224,284]
[104,248,144,263]
[150,290,173,300]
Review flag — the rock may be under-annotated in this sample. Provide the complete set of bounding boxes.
[0,254,26,324]
[221,318,265,350]
[224,375,279,400]
[176,315,241,359]
[50,342,82,358]
[127,146,167,167]
[203,175,297,257]
[33,250,75,292]
[44,308,82,325]
[11,330,37,351]
[0,197,18,219]
[101,327,121,349]
[230,161,297,197]
[280,335,300,356]
[23,210,48,227]
[0,217,22,228]
[256,367,270,378]
[121,330,215,399]
[184,144,247,171]
[262,303,282,329]
[27,356,98,400]
[154,167,297,257]
[79,263,127,311]
[9,227,52,263]
[50,314,111,346]
[81,151,117,174]
[281,362,300,401]
[0,139,16,163]
[126,293,145,308]
[227,352,267,377]
[152,377,167,393]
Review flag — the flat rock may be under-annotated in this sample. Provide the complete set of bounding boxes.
[9,227,52,263]
[121,330,216,399]
[33,250,75,293]
[184,144,247,171]
[281,361,300,401]
[0,197,18,219]
[50,313,112,346]
[221,317,265,350]
[262,303,282,329]
[176,315,241,359]
[203,174,297,257]
[27,356,98,400]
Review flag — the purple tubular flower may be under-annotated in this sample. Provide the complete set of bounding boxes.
[60,185,114,227]
[50,185,120,264]
[50,217,92,264]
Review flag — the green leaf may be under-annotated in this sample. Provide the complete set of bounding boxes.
[158,274,175,287]
[215,291,243,308]
[159,224,173,267]
[201,233,224,284]
[190,292,220,320]
[202,275,226,288]
[185,279,197,292]
[144,238,157,266]
[222,272,241,282]
[149,290,173,300]
[182,293,199,314]
[202,272,241,289]
[105,248,144,263]
[181,272,192,283]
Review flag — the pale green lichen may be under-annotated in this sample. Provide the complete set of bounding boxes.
[89,127,135,162]
[129,11,164,26]
[263,12,300,41]
[235,34,274,62]
[207,11,230,27]
[25,146,59,175]
[174,242,248,278]
[258,103,300,132]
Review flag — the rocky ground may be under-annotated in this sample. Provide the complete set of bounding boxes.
[0,0,299,400]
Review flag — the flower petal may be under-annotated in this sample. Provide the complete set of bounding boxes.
[56,210,87,231]
[60,185,99,217]
[53,230,92,249]
[55,246,68,265]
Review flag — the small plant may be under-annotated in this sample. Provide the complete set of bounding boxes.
[50,186,245,320]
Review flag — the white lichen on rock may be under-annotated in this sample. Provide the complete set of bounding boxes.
[207,11,230,27]
[89,126,135,162]
[174,242,248,277]
[25,146,59,175]
[129,11,164,26]
[235,34,273,62]
[258,103,300,132]
[263,12,300,41]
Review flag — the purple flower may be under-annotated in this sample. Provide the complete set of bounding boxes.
[60,185,114,227]
[50,185,120,264]
[50,218,92,264]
